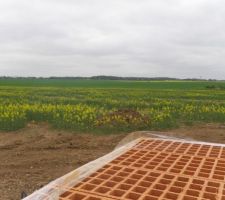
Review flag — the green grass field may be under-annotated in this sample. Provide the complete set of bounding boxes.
[0,79,225,89]
[0,79,224,132]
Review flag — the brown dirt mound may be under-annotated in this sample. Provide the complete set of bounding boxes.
[96,109,149,126]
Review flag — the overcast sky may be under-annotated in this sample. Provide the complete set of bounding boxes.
[0,0,225,79]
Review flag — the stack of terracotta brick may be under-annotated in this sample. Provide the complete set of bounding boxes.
[59,139,225,200]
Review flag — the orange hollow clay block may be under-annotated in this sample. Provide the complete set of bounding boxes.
[60,139,225,200]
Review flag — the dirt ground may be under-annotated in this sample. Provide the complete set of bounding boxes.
[0,123,224,200]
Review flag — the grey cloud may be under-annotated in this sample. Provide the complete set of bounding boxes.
[0,0,225,79]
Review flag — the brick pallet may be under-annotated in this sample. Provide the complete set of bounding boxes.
[24,138,225,200]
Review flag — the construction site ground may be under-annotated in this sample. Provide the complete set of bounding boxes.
[0,123,225,200]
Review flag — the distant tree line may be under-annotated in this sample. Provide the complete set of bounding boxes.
[0,76,221,81]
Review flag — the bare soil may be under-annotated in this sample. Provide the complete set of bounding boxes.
[0,122,224,200]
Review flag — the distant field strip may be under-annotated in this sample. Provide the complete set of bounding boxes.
[0,79,225,89]
[0,80,224,131]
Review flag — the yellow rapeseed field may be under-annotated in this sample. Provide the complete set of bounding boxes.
[0,85,224,132]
